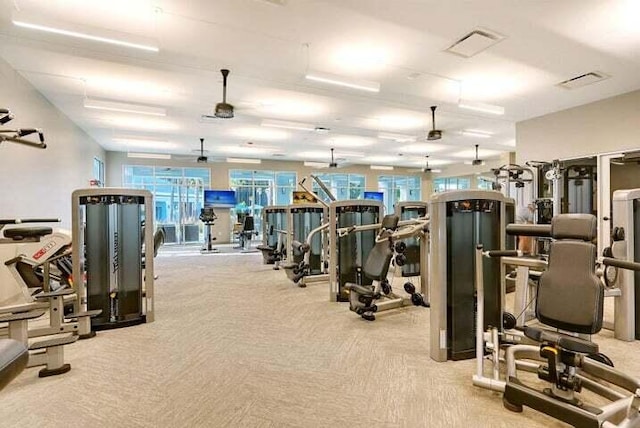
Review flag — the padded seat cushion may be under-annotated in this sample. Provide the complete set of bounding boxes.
[4,227,52,240]
[524,326,598,355]
[0,339,28,391]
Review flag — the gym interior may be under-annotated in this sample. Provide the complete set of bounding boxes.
[2,1,640,427]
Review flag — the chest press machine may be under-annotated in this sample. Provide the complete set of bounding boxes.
[474,214,640,428]
[342,213,430,321]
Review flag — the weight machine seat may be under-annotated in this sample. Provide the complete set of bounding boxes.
[3,227,52,240]
[0,339,28,391]
[522,326,599,355]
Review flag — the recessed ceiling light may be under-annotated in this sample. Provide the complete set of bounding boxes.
[226,158,262,164]
[370,165,394,171]
[113,137,176,149]
[304,161,328,168]
[231,127,289,141]
[399,143,448,154]
[85,98,166,116]
[127,152,171,159]
[460,129,493,138]
[12,20,159,52]
[458,99,505,115]
[378,132,416,143]
[326,135,375,148]
[261,119,316,131]
[305,71,380,93]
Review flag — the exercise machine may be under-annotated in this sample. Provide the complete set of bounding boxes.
[282,203,328,286]
[0,108,46,149]
[395,201,428,277]
[475,214,640,427]
[257,206,287,267]
[72,188,155,330]
[199,207,218,254]
[0,219,87,376]
[329,199,383,302]
[429,190,514,361]
[343,213,430,321]
[605,188,640,341]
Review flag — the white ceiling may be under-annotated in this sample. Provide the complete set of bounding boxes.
[1,0,639,169]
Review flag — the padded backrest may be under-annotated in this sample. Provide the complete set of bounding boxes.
[550,213,596,241]
[536,214,604,334]
[153,228,165,258]
[363,215,399,281]
[363,239,393,281]
[381,214,399,231]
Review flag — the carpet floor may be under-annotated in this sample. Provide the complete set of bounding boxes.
[1,249,640,427]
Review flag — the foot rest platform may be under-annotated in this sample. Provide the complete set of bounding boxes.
[0,309,46,323]
[64,309,102,319]
[35,288,75,299]
[345,283,374,296]
[504,376,601,428]
[29,335,78,351]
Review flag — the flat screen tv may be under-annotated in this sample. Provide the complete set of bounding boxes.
[363,191,384,201]
[204,190,237,208]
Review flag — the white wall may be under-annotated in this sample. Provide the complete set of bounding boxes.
[516,89,640,163]
[0,58,105,229]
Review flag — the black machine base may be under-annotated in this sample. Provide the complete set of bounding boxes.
[91,315,146,331]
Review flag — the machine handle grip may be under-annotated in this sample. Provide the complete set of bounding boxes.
[506,223,552,237]
[602,257,640,272]
[485,250,522,258]
[0,218,61,225]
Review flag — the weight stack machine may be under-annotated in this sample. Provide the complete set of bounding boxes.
[395,201,428,277]
[72,188,155,331]
[329,200,383,302]
[429,190,512,361]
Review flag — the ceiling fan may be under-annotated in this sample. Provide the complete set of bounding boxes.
[202,69,235,120]
[407,155,441,173]
[427,106,442,141]
[309,148,349,169]
[470,144,484,166]
[174,138,222,163]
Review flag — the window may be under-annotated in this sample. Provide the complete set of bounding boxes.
[229,170,297,239]
[92,157,105,187]
[311,173,365,202]
[432,177,471,193]
[378,175,422,214]
[477,176,494,190]
[123,166,210,244]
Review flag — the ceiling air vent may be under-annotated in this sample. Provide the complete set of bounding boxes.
[445,28,505,58]
[557,72,609,90]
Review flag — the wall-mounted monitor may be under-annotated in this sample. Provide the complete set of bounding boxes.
[363,191,384,202]
[204,190,237,208]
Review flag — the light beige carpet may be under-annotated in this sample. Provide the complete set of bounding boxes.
[1,250,640,427]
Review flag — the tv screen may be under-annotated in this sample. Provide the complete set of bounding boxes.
[204,190,237,208]
[363,191,384,201]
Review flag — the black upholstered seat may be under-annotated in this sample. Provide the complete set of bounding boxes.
[523,326,598,355]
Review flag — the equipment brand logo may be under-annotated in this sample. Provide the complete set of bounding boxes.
[33,241,57,260]
[112,231,119,274]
